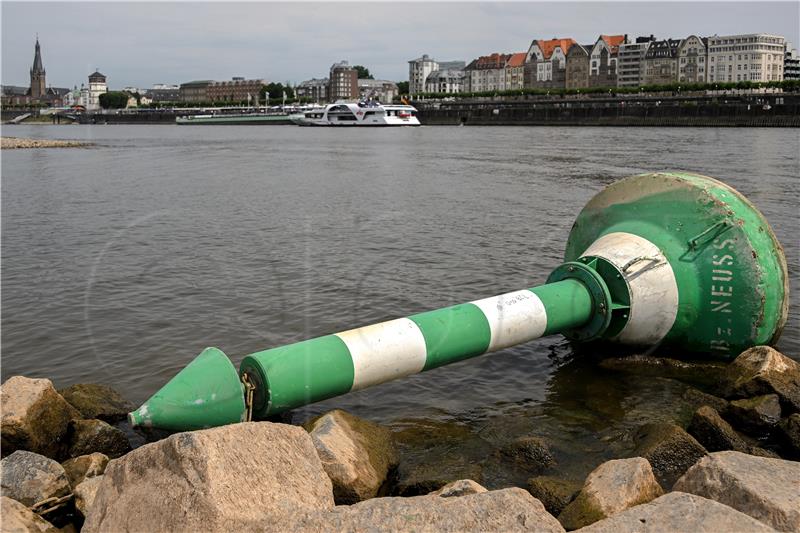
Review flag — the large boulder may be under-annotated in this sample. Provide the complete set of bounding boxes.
[632,423,707,488]
[527,476,581,517]
[682,387,730,413]
[288,488,565,533]
[575,492,776,533]
[725,394,782,434]
[599,355,726,389]
[66,419,131,459]
[1,496,59,533]
[82,422,334,533]
[73,476,103,518]
[687,405,750,452]
[60,453,108,489]
[722,346,800,413]
[673,450,800,531]
[557,458,663,530]
[306,409,398,504]
[430,479,487,497]
[0,451,71,507]
[58,384,135,422]
[499,436,556,472]
[1,377,80,459]
[777,413,800,458]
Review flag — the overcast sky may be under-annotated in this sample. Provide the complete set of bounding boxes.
[2,2,798,89]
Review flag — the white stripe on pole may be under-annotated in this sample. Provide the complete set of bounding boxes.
[471,290,548,352]
[581,232,679,345]
[336,318,428,391]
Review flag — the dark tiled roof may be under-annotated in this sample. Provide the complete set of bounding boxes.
[645,39,682,59]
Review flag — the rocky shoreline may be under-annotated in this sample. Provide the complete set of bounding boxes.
[2,346,798,532]
[1,137,91,149]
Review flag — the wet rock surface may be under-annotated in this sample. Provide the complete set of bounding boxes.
[631,423,707,488]
[673,450,800,531]
[60,453,108,489]
[306,409,399,504]
[288,488,566,533]
[557,458,663,530]
[687,405,751,453]
[527,476,581,517]
[575,492,777,533]
[1,377,80,459]
[682,388,730,413]
[430,479,487,497]
[394,454,483,496]
[722,346,800,413]
[57,384,135,423]
[725,394,782,434]
[499,436,556,472]
[66,419,131,459]
[599,355,726,389]
[0,451,71,507]
[82,422,334,533]
[1,496,59,533]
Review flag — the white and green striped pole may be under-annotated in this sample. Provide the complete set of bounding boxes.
[128,172,788,431]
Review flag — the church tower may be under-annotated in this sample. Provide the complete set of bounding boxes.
[30,36,46,99]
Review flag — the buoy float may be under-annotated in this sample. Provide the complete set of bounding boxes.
[129,172,789,431]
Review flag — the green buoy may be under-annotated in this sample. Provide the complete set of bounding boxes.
[129,172,789,431]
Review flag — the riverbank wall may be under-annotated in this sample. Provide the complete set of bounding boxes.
[415,93,800,127]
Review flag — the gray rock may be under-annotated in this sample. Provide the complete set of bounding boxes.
[82,422,334,533]
[777,413,800,457]
[673,450,800,531]
[66,419,131,459]
[682,387,730,413]
[60,453,108,489]
[306,409,398,504]
[527,476,581,517]
[288,488,565,533]
[688,405,751,452]
[500,436,556,472]
[558,458,664,530]
[73,476,103,518]
[1,377,80,459]
[1,451,71,508]
[57,384,135,422]
[722,346,800,413]
[0,496,59,533]
[395,455,483,496]
[430,479,487,497]
[632,423,707,488]
[725,394,782,434]
[575,492,777,533]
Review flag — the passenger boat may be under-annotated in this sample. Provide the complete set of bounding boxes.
[289,101,421,127]
[175,113,293,125]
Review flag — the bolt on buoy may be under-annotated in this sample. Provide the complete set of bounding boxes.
[128,172,789,431]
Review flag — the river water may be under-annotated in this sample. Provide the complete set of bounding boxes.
[2,124,798,487]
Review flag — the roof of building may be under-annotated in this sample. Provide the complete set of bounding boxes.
[467,53,513,70]
[1,85,29,96]
[47,87,70,96]
[645,39,682,59]
[426,69,466,81]
[506,52,527,67]
[89,71,106,81]
[439,60,466,70]
[180,80,213,88]
[537,38,577,59]
[567,43,591,57]
[599,34,627,54]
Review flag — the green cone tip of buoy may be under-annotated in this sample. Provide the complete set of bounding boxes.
[129,172,788,433]
[128,347,246,431]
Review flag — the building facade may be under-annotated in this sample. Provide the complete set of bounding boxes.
[785,43,800,80]
[146,85,181,103]
[565,44,591,89]
[179,80,212,103]
[424,69,465,93]
[678,35,707,83]
[206,78,265,103]
[408,55,438,95]
[707,34,785,83]
[464,53,511,92]
[504,52,527,90]
[617,36,655,88]
[589,34,627,87]
[642,39,681,85]
[296,78,329,102]
[87,71,107,110]
[328,61,358,101]
[358,79,399,102]
[524,38,576,89]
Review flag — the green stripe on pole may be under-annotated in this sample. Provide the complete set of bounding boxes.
[411,303,492,371]
[530,279,594,336]
[241,335,354,417]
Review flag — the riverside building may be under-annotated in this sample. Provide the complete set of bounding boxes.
[328,61,358,102]
[524,38,576,89]
[678,36,707,83]
[206,78,265,103]
[589,34,627,87]
[707,34,785,83]
[642,39,681,85]
[785,43,800,80]
[464,53,512,92]
[617,36,656,88]
[408,54,438,95]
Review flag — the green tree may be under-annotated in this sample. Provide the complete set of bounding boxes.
[354,65,373,79]
[396,81,409,94]
[98,91,129,109]
[259,82,295,103]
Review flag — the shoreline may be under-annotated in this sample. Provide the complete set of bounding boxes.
[1,136,93,149]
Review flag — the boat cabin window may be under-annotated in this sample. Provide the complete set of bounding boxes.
[336,114,357,121]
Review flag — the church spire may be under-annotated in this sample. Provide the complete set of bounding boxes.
[30,35,46,99]
[31,36,45,75]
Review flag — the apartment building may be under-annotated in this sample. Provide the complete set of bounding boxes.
[206,78,265,103]
[785,43,800,80]
[589,34,627,87]
[678,36,707,83]
[424,68,465,93]
[504,52,527,90]
[328,61,358,101]
[296,78,329,102]
[642,39,681,85]
[565,44,592,89]
[464,53,512,92]
[617,36,656,88]
[707,34,785,83]
[524,38,576,89]
[408,55,439,95]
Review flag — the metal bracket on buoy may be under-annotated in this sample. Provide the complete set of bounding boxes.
[127,172,789,432]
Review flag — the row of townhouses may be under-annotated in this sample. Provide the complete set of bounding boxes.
[410,33,800,95]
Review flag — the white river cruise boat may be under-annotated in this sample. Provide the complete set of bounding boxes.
[290,101,421,127]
